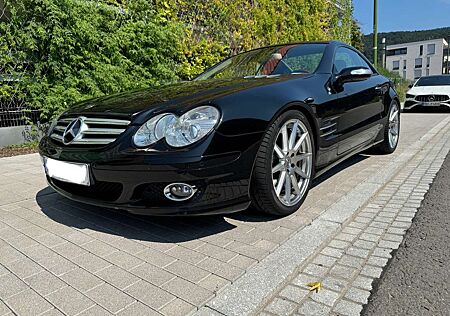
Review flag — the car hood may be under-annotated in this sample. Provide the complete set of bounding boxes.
[408,85,450,95]
[64,76,305,120]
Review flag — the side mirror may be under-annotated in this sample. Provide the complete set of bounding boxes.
[408,84,413,88]
[335,67,372,87]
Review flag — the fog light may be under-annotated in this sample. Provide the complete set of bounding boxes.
[164,183,197,201]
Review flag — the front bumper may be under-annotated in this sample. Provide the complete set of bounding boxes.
[39,132,262,215]
[404,99,450,110]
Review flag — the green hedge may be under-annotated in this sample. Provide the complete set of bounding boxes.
[1,0,352,121]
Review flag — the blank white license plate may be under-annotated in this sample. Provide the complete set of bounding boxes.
[44,157,90,186]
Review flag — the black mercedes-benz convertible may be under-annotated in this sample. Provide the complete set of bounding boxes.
[39,41,400,216]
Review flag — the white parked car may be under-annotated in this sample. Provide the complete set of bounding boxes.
[404,75,450,110]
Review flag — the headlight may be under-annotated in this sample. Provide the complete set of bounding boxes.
[406,94,415,99]
[133,106,220,148]
[133,113,177,147]
[166,106,220,147]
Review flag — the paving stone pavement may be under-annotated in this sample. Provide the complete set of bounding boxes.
[0,113,449,316]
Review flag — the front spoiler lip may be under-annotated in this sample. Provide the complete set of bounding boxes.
[47,179,250,216]
[404,101,450,109]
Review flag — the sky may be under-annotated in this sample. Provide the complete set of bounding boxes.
[353,0,450,34]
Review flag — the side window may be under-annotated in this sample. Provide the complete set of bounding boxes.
[334,47,372,74]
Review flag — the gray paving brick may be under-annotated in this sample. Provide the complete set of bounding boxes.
[228,254,257,270]
[166,246,207,265]
[344,287,371,304]
[3,257,43,279]
[279,285,309,302]
[125,281,175,310]
[60,268,104,293]
[103,251,143,270]
[378,239,401,249]
[86,283,135,314]
[329,265,357,280]
[361,265,383,278]
[47,286,95,315]
[352,275,373,291]
[197,257,244,281]
[333,299,363,316]
[95,265,139,290]
[298,299,331,316]
[82,240,118,258]
[160,298,196,316]
[310,288,339,307]
[71,253,111,273]
[165,260,210,283]
[303,263,328,277]
[135,248,177,268]
[345,247,370,259]
[196,243,238,262]
[162,277,213,306]
[265,297,297,315]
[130,263,175,286]
[352,239,376,250]
[371,247,392,259]
[329,240,350,249]
[198,273,230,293]
[24,270,67,296]
[35,233,66,248]
[77,305,112,316]
[0,273,27,299]
[359,232,381,242]
[335,233,357,242]
[0,300,12,316]
[292,274,320,290]
[52,242,88,260]
[338,254,365,268]
[320,246,344,258]
[321,276,348,292]
[367,256,389,267]
[312,254,337,268]
[5,288,53,316]
[117,302,159,316]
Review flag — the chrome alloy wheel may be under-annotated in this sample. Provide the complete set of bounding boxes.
[271,119,313,206]
[388,103,400,149]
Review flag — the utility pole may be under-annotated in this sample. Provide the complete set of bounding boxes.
[381,38,386,69]
[373,0,378,69]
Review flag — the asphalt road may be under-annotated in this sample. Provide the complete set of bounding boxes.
[363,151,450,315]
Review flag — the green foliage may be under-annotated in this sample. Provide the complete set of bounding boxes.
[378,67,410,103]
[1,0,354,120]
[351,20,364,52]
[1,0,181,120]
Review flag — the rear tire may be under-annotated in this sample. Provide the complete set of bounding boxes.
[251,110,315,216]
[371,101,400,154]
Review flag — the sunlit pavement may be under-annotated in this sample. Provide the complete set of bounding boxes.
[0,113,449,316]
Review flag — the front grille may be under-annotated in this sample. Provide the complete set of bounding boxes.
[50,116,130,146]
[416,95,449,102]
[51,178,123,202]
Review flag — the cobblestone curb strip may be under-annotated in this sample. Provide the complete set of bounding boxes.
[196,116,450,316]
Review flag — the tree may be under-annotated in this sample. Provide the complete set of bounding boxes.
[351,20,364,51]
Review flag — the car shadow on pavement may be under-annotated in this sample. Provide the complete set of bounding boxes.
[36,153,369,243]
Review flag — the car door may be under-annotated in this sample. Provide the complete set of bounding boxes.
[333,46,386,156]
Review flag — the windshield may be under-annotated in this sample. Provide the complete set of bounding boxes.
[415,76,450,86]
[195,43,327,81]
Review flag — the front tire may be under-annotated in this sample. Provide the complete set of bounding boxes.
[251,110,315,216]
[372,101,400,154]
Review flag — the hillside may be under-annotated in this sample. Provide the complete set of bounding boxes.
[363,27,450,61]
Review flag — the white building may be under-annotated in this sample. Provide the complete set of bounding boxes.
[385,38,449,81]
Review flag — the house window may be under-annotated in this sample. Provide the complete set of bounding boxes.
[414,69,422,79]
[427,44,436,55]
[386,48,407,56]
[403,60,407,69]
[415,58,422,68]
[420,45,423,55]
[426,57,430,67]
[392,60,400,70]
